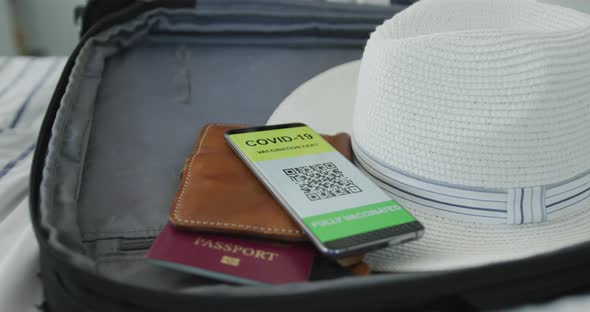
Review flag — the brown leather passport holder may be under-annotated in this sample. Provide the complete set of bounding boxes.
[169,123,353,242]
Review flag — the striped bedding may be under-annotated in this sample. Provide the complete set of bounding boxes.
[0,57,65,312]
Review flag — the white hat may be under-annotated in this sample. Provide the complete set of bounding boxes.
[268,0,590,271]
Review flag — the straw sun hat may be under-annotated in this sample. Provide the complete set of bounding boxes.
[268,0,590,271]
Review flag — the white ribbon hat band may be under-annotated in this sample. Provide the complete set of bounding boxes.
[353,139,590,225]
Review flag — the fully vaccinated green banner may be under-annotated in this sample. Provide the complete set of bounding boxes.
[303,200,416,242]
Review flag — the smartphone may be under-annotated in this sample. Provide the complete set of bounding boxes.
[225,123,424,257]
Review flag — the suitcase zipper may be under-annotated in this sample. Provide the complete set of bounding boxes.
[118,238,155,251]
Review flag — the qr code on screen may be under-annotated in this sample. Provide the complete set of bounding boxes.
[283,162,362,201]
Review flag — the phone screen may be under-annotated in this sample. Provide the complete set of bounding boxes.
[226,123,423,256]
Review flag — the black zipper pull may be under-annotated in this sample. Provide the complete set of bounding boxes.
[118,238,155,251]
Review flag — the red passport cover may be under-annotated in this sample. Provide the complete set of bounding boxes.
[146,224,315,285]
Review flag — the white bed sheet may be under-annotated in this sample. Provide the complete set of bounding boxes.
[0,57,65,312]
[0,56,588,311]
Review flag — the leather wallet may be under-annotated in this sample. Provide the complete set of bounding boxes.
[169,124,352,242]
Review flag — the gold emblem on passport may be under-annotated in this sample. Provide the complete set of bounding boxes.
[220,256,241,267]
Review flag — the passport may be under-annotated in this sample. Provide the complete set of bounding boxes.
[146,224,315,285]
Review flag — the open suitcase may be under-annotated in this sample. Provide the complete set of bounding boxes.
[30,0,590,311]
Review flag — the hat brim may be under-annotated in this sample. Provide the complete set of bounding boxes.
[267,61,590,272]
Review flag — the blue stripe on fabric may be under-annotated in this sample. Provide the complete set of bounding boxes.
[547,185,590,208]
[0,60,33,100]
[352,140,505,194]
[363,166,506,213]
[355,154,506,204]
[520,189,524,224]
[387,190,506,220]
[546,178,590,199]
[548,192,590,215]
[0,144,36,179]
[9,59,60,129]
[389,172,505,203]
[394,181,506,212]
